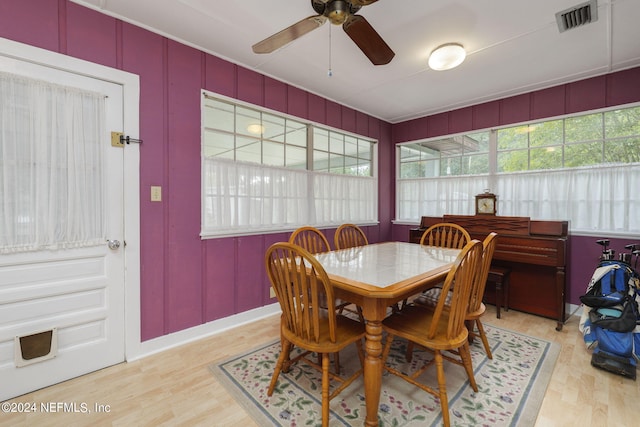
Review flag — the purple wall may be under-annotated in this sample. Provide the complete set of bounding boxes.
[391,67,640,305]
[0,0,392,341]
[1,1,638,339]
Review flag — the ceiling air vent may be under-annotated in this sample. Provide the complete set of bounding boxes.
[556,0,598,33]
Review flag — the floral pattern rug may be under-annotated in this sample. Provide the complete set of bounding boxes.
[210,324,559,426]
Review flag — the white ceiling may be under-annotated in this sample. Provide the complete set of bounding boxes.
[72,0,640,123]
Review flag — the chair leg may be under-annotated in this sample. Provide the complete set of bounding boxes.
[355,339,365,367]
[268,340,291,396]
[281,335,293,373]
[459,342,478,392]
[321,353,330,427]
[475,319,493,359]
[434,351,451,427]
[381,333,395,363]
[406,341,415,362]
[317,352,340,375]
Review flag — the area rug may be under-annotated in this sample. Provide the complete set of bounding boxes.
[210,324,560,426]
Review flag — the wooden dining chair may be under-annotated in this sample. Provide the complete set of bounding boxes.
[265,242,365,427]
[408,232,499,361]
[395,222,472,311]
[465,232,498,358]
[289,226,330,255]
[289,226,358,373]
[289,225,366,320]
[420,222,471,249]
[381,239,483,427]
[334,223,369,249]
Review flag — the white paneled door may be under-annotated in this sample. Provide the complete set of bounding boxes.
[0,57,126,400]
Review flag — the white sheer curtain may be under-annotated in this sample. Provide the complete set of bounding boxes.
[312,171,377,225]
[495,164,640,233]
[396,175,489,220]
[0,72,105,253]
[397,164,640,234]
[201,157,378,237]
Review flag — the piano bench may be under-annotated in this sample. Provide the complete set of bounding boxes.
[486,266,511,319]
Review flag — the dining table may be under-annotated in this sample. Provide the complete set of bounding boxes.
[313,241,461,427]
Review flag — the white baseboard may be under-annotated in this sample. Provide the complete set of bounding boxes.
[127,303,281,362]
[568,303,582,318]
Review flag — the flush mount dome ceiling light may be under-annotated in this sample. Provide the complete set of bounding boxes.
[428,43,466,71]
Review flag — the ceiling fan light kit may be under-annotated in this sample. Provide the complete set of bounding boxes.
[428,43,466,71]
[327,0,350,24]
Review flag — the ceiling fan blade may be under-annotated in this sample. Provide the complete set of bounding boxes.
[351,0,379,6]
[343,15,394,65]
[252,15,327,54]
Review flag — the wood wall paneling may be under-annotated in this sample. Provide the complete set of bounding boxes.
[472,100,500,130]
[236,66,264,106]
[66,1,117,68]
[500,93,531,125]
[448,107,473,134]
[204,55,237,98]
[566,75,607,114]
[235,236,266,313]
[356,110,369,137]
[531,85,566,120]
[264,76,287,113]
[286,85,308,119]
[121,23,168,341]
[326,99,342,129]
[262,232,290,304]
[341,106,357,133]
[606,67,640,106]
[0,0,60,52]
[426,112,449,137]
[165,40,204,334]
[204,238,236,321]
[308,93,327,124]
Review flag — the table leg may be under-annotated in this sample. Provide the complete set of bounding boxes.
[363,319,382,427]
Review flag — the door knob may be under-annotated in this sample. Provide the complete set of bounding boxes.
[107,239,121,250]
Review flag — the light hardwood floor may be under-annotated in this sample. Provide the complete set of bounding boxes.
[2,306,639,427]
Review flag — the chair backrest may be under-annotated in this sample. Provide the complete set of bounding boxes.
[428,239,483,340]
[289,226,330,254]
[420,222,471,249]
[265,242,337,343]
[334,224,369,250]
[468,232,499,314]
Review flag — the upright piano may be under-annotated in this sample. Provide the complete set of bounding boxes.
[410,215,569,330]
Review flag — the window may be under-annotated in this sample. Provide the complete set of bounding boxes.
[201,93,377,237]
[312,128,373,176]
[0,72,106,253]
[397,104,640,234]
[398,131,490,178]
[496,108,640,171]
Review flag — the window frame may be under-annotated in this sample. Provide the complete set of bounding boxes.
[200,91,379,239]
[395,102,640,236]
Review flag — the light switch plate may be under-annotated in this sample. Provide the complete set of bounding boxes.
[150,186,162,202]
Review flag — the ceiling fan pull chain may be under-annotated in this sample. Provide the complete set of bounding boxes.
[328,24,333,77]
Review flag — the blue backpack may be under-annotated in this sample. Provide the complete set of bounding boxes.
[580,261,638,333]
[580,261,631,307]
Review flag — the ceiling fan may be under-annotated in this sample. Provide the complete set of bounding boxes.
[252,0,394,65]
